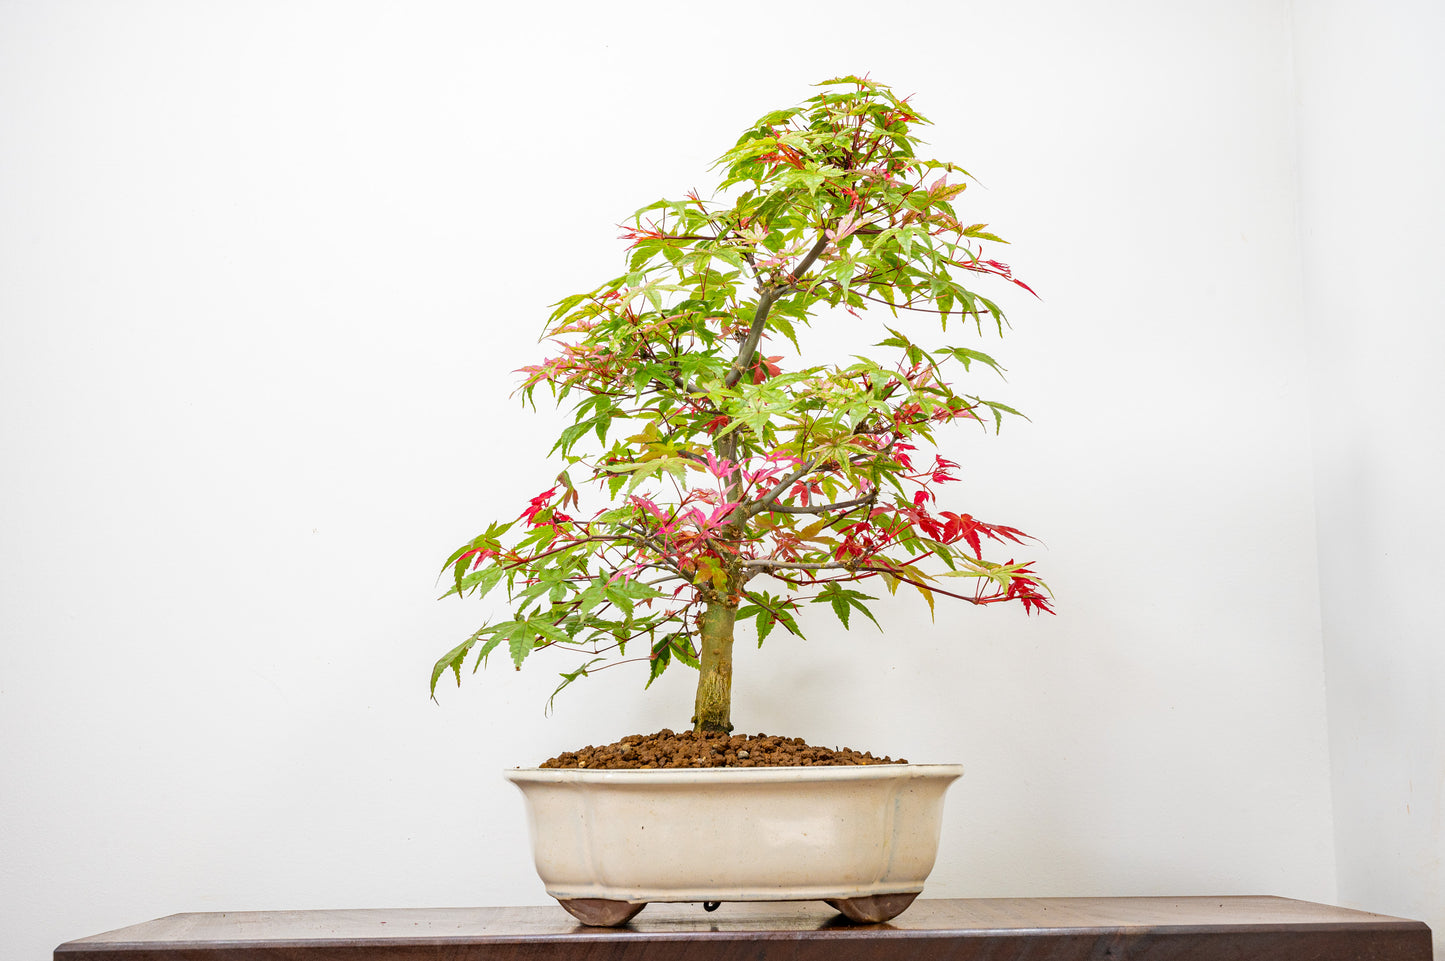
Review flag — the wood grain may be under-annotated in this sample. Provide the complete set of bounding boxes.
[54,896,1434,960]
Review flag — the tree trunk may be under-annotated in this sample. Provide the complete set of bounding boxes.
[693,600,736,733]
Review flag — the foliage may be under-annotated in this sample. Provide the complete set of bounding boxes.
[433,75,1050,731]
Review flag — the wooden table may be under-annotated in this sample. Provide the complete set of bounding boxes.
[55,896,1433,960]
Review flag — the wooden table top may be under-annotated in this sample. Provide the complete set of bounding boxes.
[55,896,1434,960]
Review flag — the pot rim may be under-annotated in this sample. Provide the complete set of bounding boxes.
[504,762,963,784]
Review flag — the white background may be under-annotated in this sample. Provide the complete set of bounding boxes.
[2,1,1440,958]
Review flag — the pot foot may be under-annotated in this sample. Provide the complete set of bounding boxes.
[556,898,647,926]
[826,892,919,924]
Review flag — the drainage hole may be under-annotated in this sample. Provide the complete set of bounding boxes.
[703,901,721,912]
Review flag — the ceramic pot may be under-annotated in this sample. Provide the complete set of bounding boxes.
[504,762,963,926]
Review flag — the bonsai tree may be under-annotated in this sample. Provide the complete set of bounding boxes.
[434,75,1050,735]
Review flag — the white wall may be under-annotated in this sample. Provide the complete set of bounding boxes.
[1293,1,1445,954]
[0,1,1373,957]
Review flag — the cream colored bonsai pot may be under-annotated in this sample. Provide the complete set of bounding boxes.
[505,762,963,925]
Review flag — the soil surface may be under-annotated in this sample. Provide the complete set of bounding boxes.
[538,729,907,769]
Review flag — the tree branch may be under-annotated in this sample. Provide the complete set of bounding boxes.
[724,230,833,389]
[781,229,834,294]
[741,458,817,519]
[739,560,989,605]
[753,491,876,516]
[723,290,777,389]
[848,288,990,318]
[743,559,854,572]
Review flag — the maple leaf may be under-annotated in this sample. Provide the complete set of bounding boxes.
[519,487,557,525]
[750,355,783,384]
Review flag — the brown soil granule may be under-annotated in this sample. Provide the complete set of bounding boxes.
[538,729,907,769]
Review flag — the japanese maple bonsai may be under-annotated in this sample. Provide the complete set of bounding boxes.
[433,74,1049,742]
